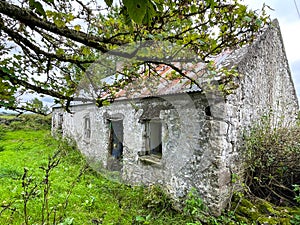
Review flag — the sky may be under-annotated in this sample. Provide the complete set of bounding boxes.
[243,0,300,101]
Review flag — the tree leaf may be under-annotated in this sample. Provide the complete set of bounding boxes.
[34,1,46,17]
[123,0,148,24]
[54,18,66,28]
[104,0,113,7]
[29,0,46,17]
[56,48,64,56]
[82,47,91,55]
[43,0,54,6]
[74,25,81,31]
[143,1,156,25]
[0,67,8,73]
[135,216,145,222]
[244,16,252,22]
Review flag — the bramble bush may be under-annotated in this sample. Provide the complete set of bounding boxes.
[244,114,300,206]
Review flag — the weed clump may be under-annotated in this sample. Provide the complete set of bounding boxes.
[143,185,174,214]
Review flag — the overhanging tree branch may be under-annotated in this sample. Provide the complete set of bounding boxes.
[0,1,119,52]
[0,68,73,101]
[0,0,270,113]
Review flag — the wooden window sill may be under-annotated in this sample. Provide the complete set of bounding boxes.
[139,155,162,166]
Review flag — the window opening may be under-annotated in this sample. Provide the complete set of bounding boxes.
[84,117,91,139]
[145,120,162,158]
[57,113,63,130]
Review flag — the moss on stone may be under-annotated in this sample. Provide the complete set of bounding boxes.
[240,198,256,208]
[236,205,260,221]
[278,218,292,225]
[256,216,280,224]
[231,195,297,224]
[289,208,300,215]
[256,199,277,215]
[234,214,250,224]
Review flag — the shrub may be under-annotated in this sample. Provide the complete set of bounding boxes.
[244,117,300,206]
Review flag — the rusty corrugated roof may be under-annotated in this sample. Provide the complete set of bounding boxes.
[113,50,233,100]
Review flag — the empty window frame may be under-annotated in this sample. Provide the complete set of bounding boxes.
[84,117,91,139]
[144,120,162,158]
[110,120,124,160]
[57,113,63,130]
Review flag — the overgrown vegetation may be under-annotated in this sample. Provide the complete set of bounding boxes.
[1,113,300,224]
[244,115,300,206]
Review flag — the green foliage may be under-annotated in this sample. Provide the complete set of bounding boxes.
[291,214,300,225]
[184,188,208,220]
[29,0,46,17]
[289,191,300,225]
[123,0,148,24]
[244,114,300,206]
[0,0,270,113]
[0,74,17,108]
[134,214,152,225]
[25,98,50,114]
[182,188,300,224]
[0,125,6,140]
[294,185,300,205]
[143,185,174,214]
[183,189,250,225]
[230,193,300,225]
[0,167,22,179]
[291,184,300,225]
[2,123,300,224]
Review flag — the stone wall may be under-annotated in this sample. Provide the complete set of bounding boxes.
[236,19,298,128]
[52,92,233,214]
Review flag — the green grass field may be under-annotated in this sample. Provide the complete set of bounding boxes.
[0,122,188,225]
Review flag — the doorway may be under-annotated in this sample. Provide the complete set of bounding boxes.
[107,120,123,171]
[110,120,123,159]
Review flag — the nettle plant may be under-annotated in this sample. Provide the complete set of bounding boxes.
[294,185,300,205]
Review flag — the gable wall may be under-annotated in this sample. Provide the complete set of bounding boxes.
[236,20,298,128]
[217,19,299,207]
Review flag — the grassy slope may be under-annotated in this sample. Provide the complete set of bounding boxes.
[0,127,187,225]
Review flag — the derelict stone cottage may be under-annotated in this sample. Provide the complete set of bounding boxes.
[52,20,299,214]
